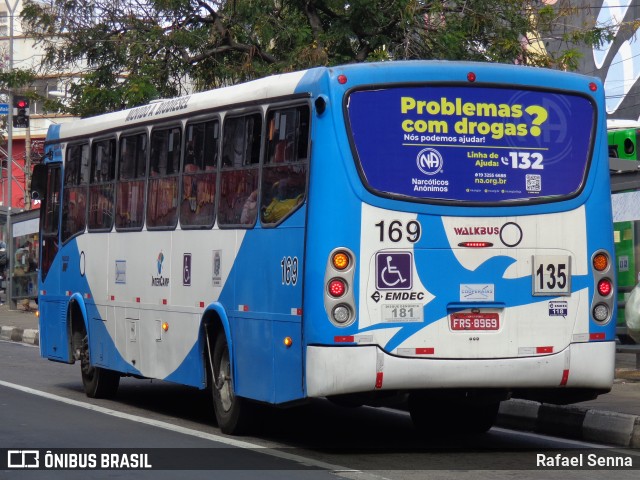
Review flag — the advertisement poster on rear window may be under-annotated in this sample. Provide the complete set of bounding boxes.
[346,86,594,203]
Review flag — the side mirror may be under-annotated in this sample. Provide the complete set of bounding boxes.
[31,163,48,201]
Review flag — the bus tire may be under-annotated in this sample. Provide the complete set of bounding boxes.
[408,392,498,434]
[80,335,120,399]
[210,333,252,435]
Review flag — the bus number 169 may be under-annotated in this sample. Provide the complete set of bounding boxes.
[375,220,422,243]
[281,256,299,286]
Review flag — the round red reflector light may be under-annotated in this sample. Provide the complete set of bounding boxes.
[328,279,346,297]
[597,279,612,297]
[337,74,347,85]
[467,72,476,82]
[589,82,598,91]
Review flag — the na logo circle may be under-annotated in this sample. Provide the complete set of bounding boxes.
[416,148,443,175]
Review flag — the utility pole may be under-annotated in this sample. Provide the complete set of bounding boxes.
[24,122,30,208]
[4,0,20,305]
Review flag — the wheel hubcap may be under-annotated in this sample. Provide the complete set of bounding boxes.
[216,350,233,412]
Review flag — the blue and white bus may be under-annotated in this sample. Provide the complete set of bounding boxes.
[31,61,616,434]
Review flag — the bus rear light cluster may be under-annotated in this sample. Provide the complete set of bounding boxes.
[324,248,356,327]
[332,251,350,270]
[590,250,614,325]
[592,304,610,322]
[332,305,352,324]
[597,279,613,297]
[328,279,346,297]
[592,253,608,272]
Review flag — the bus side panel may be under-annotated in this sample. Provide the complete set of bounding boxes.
[230,316,274,402]
[54,237,143,376]
[301,82,364,352]
[39,239,69,362]
[586,130,618,340]
[39,299,70,362]
[222,212,306,404]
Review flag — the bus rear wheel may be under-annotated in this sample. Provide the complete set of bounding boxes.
[209,333,252,435]
[79,335,120,399]
[408,392,499,434]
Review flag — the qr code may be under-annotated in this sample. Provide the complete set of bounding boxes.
[526,174,541,192]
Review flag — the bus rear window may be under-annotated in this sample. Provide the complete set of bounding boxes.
[346,85,595,203]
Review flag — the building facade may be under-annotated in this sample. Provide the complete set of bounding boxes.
[542,1,640,120]
[0,0,77,307]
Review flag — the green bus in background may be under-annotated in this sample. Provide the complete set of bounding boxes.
[608,120,640,160]
[609,119,640,343]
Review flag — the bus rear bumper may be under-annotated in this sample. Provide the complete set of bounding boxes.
[305,342,615,397]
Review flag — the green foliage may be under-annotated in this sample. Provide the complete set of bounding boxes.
[16,0,616,117]
[0,69,36,90]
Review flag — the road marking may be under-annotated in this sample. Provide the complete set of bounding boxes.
[490,427,612,448]
[0,379,373,477]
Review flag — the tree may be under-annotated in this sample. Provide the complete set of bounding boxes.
[18,0,616,117]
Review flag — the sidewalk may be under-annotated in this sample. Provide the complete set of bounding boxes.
[0,302,40,346]
[1,301,639,447]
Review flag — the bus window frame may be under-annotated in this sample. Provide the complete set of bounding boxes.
[218,110,263,229]
[87,135,117,233]
[40,163,62,282]
[180,115,221,230]
[115,129,149,232]
[61,142,90,245]
[260,102,311,227]
[146,123,182,231]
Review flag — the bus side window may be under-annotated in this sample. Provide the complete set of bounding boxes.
[261,105,309,225]
[116,133,147,230]
[219,114,261,226]
[41,165,61,281]
[62,143,90,243]
[147,127,181,229]
[180,120,218,229]
[88,138,116,232]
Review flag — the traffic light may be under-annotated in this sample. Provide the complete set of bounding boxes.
[13,96,30,128]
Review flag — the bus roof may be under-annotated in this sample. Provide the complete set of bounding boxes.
[48,60,604,143]
[49,69,309,141]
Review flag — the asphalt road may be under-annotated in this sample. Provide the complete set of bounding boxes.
[1,340,639,480]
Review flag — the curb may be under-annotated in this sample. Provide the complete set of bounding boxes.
[0,325,39,346]
[497,399,640,448]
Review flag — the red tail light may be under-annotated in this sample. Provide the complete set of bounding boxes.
[597,279,612,296]
[458,241,493,248]
[328,279,346,297]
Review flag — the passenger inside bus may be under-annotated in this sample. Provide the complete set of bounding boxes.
[261,174,305,223]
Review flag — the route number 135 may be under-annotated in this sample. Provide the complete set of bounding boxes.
[532,255,571,296]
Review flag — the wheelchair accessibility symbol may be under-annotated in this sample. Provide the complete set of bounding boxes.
[376,252,412,290]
